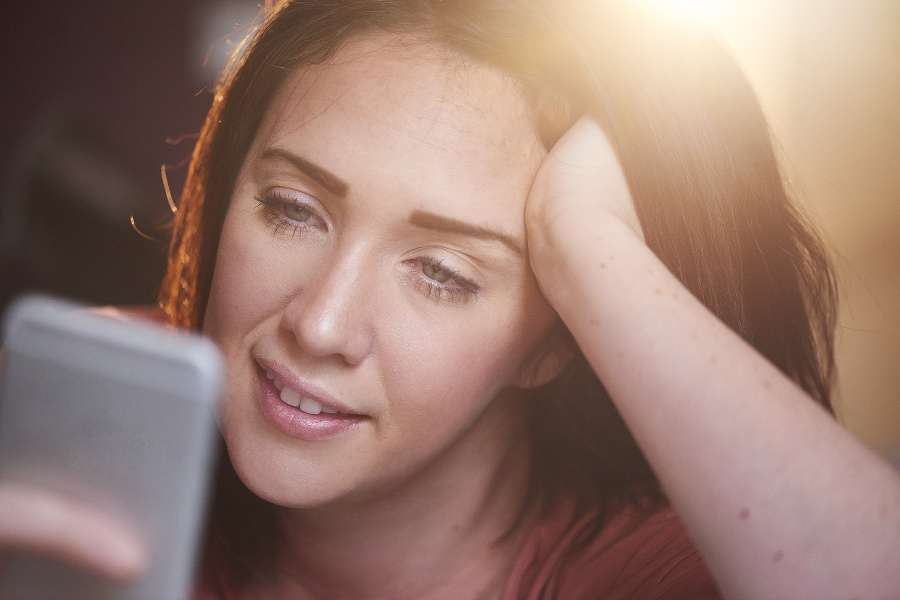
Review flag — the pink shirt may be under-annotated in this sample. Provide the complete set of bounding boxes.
[504,501,719,599]
[196,501,719,599]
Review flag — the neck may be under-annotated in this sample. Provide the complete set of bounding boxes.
[264,392,535,600]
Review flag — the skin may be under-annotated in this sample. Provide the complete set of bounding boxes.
[201,36,565,599]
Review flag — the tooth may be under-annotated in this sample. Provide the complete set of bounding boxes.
[274,377,284,391]
[280,387,301,407]
[321,406,338,414]
[299,397,323,415]
[266,371,275,380]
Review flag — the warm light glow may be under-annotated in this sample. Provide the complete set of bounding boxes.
[646,0,736,28]
[642,0,795,133]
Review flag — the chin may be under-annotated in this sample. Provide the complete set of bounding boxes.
[223,436,350,511]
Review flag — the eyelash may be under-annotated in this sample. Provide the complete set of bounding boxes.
[412,258,481,305]
[255,192,481,305]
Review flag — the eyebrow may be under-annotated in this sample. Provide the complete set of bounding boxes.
[408,210,524,258]
[257,148,349,197]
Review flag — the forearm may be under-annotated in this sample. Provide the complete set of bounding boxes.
[533,213,900,599]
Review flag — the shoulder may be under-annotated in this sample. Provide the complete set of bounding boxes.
[191,553,254,600]
[505,499,720,600]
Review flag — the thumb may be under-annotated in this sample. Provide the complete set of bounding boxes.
[0,484,148,582]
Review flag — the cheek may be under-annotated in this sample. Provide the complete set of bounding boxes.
[205,216,249,339]
[202,219,261,430]
[378,283,557,419]
[203,209,283,345]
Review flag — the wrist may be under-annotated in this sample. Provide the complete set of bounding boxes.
[528,209,645,307]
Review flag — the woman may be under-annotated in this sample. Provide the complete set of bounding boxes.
[3,0,900,597]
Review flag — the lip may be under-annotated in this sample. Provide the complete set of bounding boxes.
[254,360,368,441]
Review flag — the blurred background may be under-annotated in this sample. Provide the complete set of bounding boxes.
[669,0,900,464]
[0,0,897,460]
[0,0,260,309]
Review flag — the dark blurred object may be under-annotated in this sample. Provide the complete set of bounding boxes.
[0,0,233,312]
[0,103,170,309]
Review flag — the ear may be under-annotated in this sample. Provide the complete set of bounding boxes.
[514,321,576,389]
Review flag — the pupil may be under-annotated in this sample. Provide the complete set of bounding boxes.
[284,204,310,221]
[424,262,451,283]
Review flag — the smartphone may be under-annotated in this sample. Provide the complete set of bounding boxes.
[0,295,223,600]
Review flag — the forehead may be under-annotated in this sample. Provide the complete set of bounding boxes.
[247,34,544,220]
[260,34,536,148]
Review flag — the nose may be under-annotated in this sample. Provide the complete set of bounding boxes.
[280,248,374,366]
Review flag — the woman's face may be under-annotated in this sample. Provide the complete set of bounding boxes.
[203,35,563,509]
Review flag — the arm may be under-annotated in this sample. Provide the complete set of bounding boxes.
[525,114,900,599]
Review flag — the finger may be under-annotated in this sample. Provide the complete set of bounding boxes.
[0,484,148,582]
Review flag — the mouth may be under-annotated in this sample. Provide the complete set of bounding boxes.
[256,359,365,417]
[265,370,346,416]
[254,361,367,441]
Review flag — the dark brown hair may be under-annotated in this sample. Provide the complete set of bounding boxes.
[159,0,837,584]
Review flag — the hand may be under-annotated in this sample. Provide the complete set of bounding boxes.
[525,112,642,302]
[0,483,147,582]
